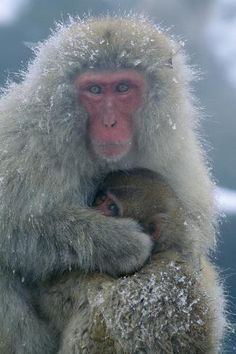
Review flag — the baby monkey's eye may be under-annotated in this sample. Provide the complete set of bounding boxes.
[107,202,120,217]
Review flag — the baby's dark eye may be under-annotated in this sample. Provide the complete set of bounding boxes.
[116,83,129,93]
[108,202,119,216]
[88,85,102,94]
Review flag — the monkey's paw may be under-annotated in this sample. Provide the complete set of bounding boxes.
[100,218,153,277]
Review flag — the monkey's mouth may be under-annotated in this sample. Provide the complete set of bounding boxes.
[92,140,132,159]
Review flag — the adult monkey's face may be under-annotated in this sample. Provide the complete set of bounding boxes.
[75,70,145,160]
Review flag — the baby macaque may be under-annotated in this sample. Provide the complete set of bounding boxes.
[35,168,224,354]
[93,168,188,255]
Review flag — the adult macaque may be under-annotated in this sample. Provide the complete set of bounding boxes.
[37,168,224,353]
[0,15,225,353]
[75,70,145,160]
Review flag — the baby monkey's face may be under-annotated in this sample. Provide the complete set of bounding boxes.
[93,189,122,217]
[93,168,180,244]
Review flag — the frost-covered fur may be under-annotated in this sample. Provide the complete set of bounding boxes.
[49,253,222,354]
[0,15,225,353]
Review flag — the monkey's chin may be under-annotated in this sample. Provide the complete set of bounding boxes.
[92,142,132,162]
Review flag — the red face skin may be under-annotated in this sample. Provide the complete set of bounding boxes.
[75,70,145,159]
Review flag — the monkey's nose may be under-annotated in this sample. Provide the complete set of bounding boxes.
[110,121,117,128]
[103,117,117,128]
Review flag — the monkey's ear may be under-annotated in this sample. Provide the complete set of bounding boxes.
[143,213,168,241]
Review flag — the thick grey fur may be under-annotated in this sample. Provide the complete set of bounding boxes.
[0,15,225,353]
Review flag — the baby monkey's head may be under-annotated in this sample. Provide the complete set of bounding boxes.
[93,168,186,252]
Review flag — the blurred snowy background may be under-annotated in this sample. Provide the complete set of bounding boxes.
[0,0,236,351]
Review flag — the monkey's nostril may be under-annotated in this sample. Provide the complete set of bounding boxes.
[104,120,117,128]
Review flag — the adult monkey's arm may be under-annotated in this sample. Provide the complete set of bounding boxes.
[54,252,223,354]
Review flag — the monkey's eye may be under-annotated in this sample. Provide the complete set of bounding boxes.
[116,82,129,93]
[88,85,102,94]
[107,202,120,217]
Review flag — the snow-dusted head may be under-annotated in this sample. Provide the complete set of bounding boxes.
[20,15,192,165]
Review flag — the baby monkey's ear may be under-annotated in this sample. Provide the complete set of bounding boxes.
[141,213,168,241]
